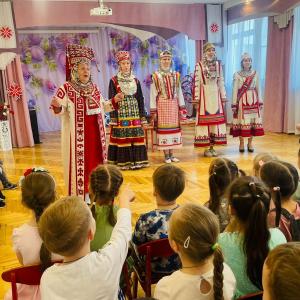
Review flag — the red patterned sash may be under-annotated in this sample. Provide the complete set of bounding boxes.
[237,72,256,102]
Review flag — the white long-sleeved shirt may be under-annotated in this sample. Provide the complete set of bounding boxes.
[40,208,131,300]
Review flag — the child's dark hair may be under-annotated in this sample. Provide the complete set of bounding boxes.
[89,165,123,226]
[260,160,299,226]
[169,204,224,300]
[208,158,240,215]
[21,171,56,222]
[253,152,277,177]
[265,243,300,300]
[153,164,185,202]
[228,176,271,289]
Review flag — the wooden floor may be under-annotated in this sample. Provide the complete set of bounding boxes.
[0,126,299,298]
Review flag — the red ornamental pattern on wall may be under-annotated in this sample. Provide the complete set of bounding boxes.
[7,84,22,99]
[0,26,13,39]
[210,23,219,33]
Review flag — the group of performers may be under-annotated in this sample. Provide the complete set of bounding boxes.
[50,42,264,199]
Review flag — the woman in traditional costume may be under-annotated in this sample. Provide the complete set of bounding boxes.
[107,51,149,170]
[50,44,123,199]
[150,50,186,163]
[230,53,264,152]
[193,42,227,157]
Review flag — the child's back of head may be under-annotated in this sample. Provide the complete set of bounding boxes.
[39,196,92,257]
[152,164,185,202]
[89,165,123,227]
[168,203,224,300]
[207,158,239,215]
[252,152,277,177]
[21,168,56,221]
[260,160,299,226]
[263,242,300,300]
[227,176,271,289]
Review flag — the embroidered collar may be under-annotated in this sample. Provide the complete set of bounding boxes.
[117,72,135,82]
[238,69,255,77]
[69,79,94,97]
[158,68,173,75]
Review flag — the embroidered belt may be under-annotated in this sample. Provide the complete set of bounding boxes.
[118,119,141,127]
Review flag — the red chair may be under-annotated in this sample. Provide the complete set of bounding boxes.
[2,264,43,300]
[237,291,263,300]
[132,238,175,297]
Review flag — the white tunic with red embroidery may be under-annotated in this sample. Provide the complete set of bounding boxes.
[54,82,113,198]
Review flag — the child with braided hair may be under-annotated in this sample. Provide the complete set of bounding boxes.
[89,165,123,251]
[204,158,242,232]
[154,203,236,300]
[218,176,286,299]
[260,160,300,241]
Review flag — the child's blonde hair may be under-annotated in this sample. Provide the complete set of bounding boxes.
[169,203,224,300]
[253,153,277,177]
[39,196,92,257]
[89,165,123,226]
[265,243,300,300]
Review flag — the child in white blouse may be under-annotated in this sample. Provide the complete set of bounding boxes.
[154,203,236,300]
[39,186,134,300]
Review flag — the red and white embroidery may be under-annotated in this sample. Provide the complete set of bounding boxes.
[7,84,22,99]
[0,26,13,39]
[210,23,219,33]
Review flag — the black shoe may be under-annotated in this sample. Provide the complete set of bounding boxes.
[0,200,5,208]
[247,145,254,153]
[0,191,5,200]
[239,148,245,153]
[3,183,17,190]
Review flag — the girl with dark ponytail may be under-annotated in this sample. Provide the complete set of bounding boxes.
[218,176,286,299]
[154,203,236,300]
[260,160,300,241]
[89,164,123,251]
[4,168,60,300]
[205,158,241,232]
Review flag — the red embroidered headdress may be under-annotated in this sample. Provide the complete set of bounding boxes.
[115,51,131,64]
[66,44,95,81]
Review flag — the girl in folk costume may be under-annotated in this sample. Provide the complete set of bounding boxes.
[50,44,123,200]
[193,43,227,157]
[108,51,149,170]
[230,53,264,152]
[150,50,187,164]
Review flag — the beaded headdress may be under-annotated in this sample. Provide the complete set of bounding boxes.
[159,50,172,59]
[66,44,95,81]
[115,51,131,64]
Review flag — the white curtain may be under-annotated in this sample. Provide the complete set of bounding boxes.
[224,17,268,121]
[287,6,300,134]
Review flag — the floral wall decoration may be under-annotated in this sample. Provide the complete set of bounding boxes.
[19,28,195,132]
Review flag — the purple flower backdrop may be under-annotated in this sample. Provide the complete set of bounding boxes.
[19,28,195,132]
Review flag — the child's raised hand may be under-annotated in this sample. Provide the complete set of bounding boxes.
[119,184,135,209]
